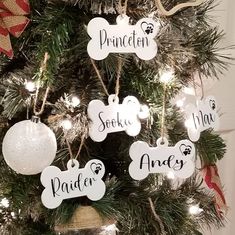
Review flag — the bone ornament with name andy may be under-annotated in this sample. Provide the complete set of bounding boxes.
[129,138,195,180]
[87,15,160,60]
[185,96,219,142]
[40,159,106,209]
[88,95,149,142]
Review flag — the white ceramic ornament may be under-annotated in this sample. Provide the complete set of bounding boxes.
[40,159,106,209]
[2,117,57,175]
[87,94,149,142]
[129,138,195,180]
[87,15,160,60]
[185,96,219,142]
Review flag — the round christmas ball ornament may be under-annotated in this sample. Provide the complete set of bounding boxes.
[2,117,57,175]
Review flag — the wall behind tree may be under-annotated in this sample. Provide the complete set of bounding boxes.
[205,0,235,234]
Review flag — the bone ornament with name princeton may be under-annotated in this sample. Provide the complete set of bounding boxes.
[87,15,160,60]
[40,159,106,209]
[87,95,149,142]
[185,96,219,142]
[128,138,195,180]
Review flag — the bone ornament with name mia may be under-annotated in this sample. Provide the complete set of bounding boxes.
[87,95,149,142]
[87,15,160,60]
[40,159,106,209]
[129,138,195,180]
[185,96,219,142]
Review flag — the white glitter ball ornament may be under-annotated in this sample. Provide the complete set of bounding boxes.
[2,117,57,175]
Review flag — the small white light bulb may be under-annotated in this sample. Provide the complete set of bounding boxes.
[189,204,203,215]
[71,96,80,107]
[11,212,16,218]
[61,119,72,130]
[103,224,118,232]
[167,171,175,179]
[176,99,184,108]
[25,81,36,92]
[160,69,174,84]
[0,198,9,208]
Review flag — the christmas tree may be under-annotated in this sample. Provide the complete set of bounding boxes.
[0,0,232,234]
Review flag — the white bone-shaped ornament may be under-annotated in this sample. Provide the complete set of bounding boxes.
[87,15,160,60]
[129,138,195,180]
[185,96,219,142]
[40,159,106,209]
[87,95,149,142]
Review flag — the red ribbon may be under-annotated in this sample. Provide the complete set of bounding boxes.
[201,165,228,216]
[0,0,30,58]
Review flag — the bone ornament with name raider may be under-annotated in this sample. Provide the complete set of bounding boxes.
[185,96,219,142]
[129,138,195,180]
[40,159,106,209]
[87,95,149,142]
[87,15,160,60]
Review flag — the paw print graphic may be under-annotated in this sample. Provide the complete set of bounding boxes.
[94,166,102,175]
[91,162,103,175]
[183,148,191,156]
[210,100,216,110]
[180,144,192,156]
[145,25,154,34]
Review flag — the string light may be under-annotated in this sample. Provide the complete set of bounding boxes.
[25,81,36,92]
[189,204,203,215]
[61,119,72,130]
[0,198,9,208]
[100,224,119,235]
[176,98,185,108]
[11,212,16,218]
[160,69,174,84]
[71,96,81,107]
[104,224,118,231]
[167,171,175,179]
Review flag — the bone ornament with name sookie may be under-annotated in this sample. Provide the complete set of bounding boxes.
[87,95,149,142]
[185,96,219,142]
[87,15,160,60]
[40,159,106,209]
[129,138,195,180]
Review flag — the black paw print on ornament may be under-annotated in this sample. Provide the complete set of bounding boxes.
[180,144,192,156]
[141,22,154,35]
[91,163,103,175]
[210,100,216,110]
[183,148,191,156]
[94,165,102,174]
[145,25,153,34]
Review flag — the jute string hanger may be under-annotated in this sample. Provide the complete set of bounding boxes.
[155,0,204,16]
[33,52,50,117]
[90,56,124,99]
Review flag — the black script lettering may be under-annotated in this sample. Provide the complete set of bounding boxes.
[74,173,83,191]
[61,182,69,193]
[192,110,216,130]
[99,30,151,49]
[140,154,150,171]
[172,159,186,171]
[51,173,97,197]
[98,112,132,132]
[192,113,201,130]
[98,112,106,132]
[100,29,107,49]
[139,154,187,172]
[51,177,61,197]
